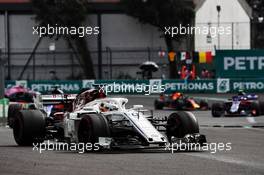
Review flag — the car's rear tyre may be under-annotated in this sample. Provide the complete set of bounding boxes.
[13,110,45,146]
[78,114,110,151]
[250,102,260,116]
[258,101,264,115]
[166,111,199,142]
[8,104,21,128]
[173,100,183,110]
[199,100,209,110]
[211,103,224,117]
[154,100,164,110]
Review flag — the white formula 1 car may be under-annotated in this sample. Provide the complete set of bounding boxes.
[11,89,206,151]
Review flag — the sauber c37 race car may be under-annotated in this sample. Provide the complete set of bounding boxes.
[10,89,206,151]
[154,92,209,110]
[211,93,264,117]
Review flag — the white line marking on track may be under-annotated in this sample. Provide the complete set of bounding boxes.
[184,153,264,170]
[193,96,227,101]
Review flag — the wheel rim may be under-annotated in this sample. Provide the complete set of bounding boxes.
[213,107,221,116]
[167,116,181,138]
[213,108,218,114]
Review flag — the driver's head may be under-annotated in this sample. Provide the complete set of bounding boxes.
[100,103,105,108]
[52,87,64,94]
[99,103,109,112]
[175,92,182,97]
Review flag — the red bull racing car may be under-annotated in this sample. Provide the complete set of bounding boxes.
[154,92,209,110]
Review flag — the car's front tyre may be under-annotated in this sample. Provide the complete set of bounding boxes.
[154,100,164,110]
[211,103,224,117]
[166,111,199,142]
[78,114,110,151]
[250,102,260,117]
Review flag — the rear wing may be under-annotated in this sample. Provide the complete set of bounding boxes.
[231,94,258,101]
[41,94,77,105]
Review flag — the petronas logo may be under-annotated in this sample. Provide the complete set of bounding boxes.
[217,79,230,93]
[220,80,227,91]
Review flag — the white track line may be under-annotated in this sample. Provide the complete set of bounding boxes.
[184,153,264,170]
[193,96,227,102]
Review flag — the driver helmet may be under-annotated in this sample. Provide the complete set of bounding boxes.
[51,86,64,94]
[238,89,246,96]
[99,103,109,112]
[172,92,182,100]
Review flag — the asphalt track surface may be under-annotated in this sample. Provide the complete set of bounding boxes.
[0,94,264,175]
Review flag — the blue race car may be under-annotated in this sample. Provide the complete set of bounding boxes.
[211,92,264,117]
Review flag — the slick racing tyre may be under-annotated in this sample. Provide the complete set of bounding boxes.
[8,104,21,128]
[199,100,209,110]
[13,110,45,146]
[211,103,224,117]
[250,102,260,117]
[258,101,264,115]
[78,114,111,150]
[154,100,164,110]
[166,111,199,142]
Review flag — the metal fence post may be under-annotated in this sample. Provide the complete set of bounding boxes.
[97,13,102,79]
[33,53,35,80]
[109,47,112,79]
[147,47,151,61]
[0,49,5,99]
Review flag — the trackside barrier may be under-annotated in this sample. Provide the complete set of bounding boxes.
[0,98,9,125]
[4,79,264,94]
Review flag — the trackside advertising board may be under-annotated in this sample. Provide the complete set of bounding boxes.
[162,79,215,93]
[215,50,264,78]
[5,80,82,94]
[4,79,264,94]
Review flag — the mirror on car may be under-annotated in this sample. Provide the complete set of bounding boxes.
[132,105,144,109]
